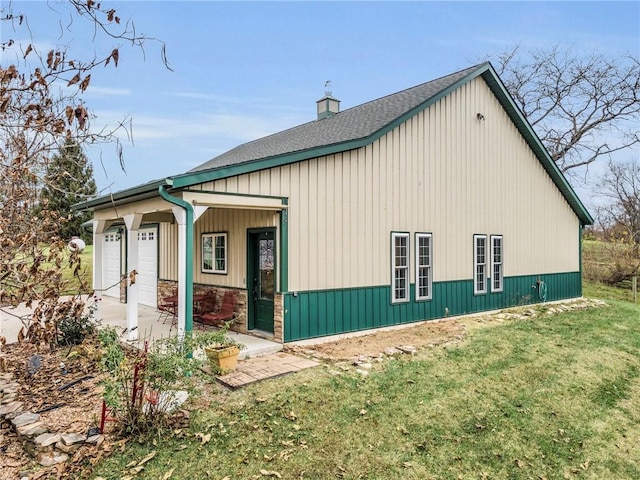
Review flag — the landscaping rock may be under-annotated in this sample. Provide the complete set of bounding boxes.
[55,440,81,454]
[398,345,417,355]
[38,452,68,467]
[11,412,40,428]
[34,432,62,449]
[85,434,105,446]
[0,383,19,394]
[0,400,24,416]
[1,392,18,404]
[60,432,87,445]
[16,421,47,438]
[27,355,42,376]
[384,347,402,356]
[157,390,189,413]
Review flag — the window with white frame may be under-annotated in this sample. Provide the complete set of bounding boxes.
[474,234,487,295]
[415,233,432,300]
[391,232,410,303]
[202,232,227,274]
[491,235,503,292]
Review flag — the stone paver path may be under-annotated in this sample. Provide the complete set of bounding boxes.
[210,352,319,389]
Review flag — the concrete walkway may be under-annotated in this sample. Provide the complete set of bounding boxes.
[1,296,282,360]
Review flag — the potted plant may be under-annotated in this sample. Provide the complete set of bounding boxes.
[198,322,245,374]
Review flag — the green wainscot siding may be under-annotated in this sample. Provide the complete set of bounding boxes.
[283,272,581,342]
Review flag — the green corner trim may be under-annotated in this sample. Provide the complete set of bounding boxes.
[579,226,583,295]
[283,272,581,342]
[280,199,289,293]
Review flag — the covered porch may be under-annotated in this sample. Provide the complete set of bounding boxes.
[98,296,282,359]
[85,184,289,345]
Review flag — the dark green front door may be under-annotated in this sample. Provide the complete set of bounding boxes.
[248,229,275,333]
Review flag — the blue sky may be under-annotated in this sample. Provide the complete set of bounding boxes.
[5,1,640,209]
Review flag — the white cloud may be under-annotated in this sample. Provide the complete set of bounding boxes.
[84,86,132,97]
[90,107,304,144]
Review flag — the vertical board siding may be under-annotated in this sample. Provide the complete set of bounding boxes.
[197,77,580,293]
[159,208,277,289]
[194,208,277,289]
[159,222,178,280]
[284,272,581,341]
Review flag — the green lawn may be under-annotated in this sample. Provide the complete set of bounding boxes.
[89,283,640,480]
[65,244,93,286]
[51,244,93,295]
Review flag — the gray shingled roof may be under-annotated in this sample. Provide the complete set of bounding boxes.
[189,64,483,173]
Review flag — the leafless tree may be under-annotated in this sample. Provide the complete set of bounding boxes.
[0,0,168,345]
[599,159,640,246]
[493,46,640,175]
[581,158,640,285]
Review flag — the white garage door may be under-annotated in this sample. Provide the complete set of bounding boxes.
[102,233,121,299]
[137,227,158,308]
[101,227,158,308]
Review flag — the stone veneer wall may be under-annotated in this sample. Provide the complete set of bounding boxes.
[119,275,126,303]
[274,293,283,343]
[104,275,127,303]
[157,279,177,304]
[157,280,249,336]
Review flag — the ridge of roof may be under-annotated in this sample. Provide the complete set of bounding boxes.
[187,63,486,174]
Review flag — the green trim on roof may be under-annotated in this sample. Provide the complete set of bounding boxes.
[170,138,373,188]
[478,65,593,225]
[73,179,167,211]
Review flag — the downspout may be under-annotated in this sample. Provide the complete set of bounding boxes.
[159,181,194,337]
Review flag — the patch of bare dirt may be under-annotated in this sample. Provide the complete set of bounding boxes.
[286,298,609,362]
[286,318,467,361]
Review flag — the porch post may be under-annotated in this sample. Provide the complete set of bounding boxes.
[91,220,108,321]
[124,214,143,341]
[171,207,188,339]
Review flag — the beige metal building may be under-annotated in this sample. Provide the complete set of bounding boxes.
[77,63,592,343]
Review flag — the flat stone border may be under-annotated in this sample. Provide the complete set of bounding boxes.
[0,372,104,468]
